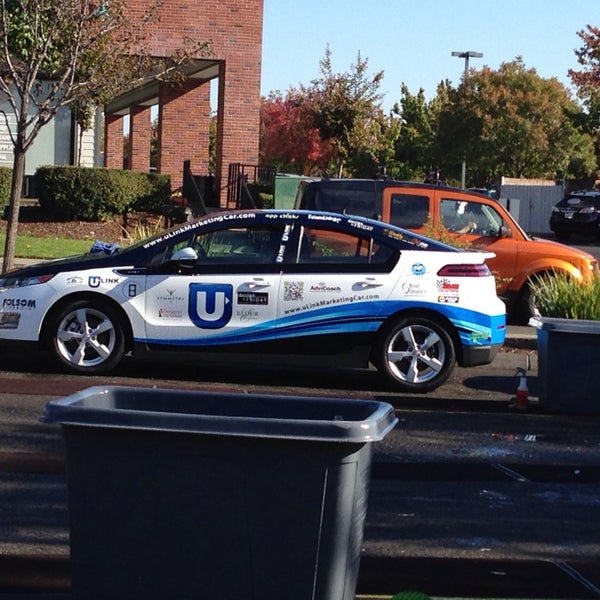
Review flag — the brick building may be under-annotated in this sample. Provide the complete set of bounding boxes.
[104,0,264,206]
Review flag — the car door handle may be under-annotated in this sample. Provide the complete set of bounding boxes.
[245,278,272,289]
[356,278,384,289]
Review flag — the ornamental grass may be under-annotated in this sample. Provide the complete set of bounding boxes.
[530,270,600,320]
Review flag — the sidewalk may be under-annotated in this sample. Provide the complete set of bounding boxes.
[1,256,46,272]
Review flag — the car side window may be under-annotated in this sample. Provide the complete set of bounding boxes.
[389,194,430,229]
[151,224,286,273]
[193,226,284,264]
[441,199,503,236]
[286,225,397,272]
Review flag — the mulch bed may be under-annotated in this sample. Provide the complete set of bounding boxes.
[0,205,166,243]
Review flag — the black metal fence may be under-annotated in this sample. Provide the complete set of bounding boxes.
[226,163,275,209]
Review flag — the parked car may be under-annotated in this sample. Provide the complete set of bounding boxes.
[295,179,598,323]
[549,190,600,241]
[0,209,505,392]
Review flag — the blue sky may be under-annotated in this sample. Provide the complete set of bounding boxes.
[261,0,599,111]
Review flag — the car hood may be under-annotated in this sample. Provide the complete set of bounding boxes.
[1,250,143,279]
[529,235,596,259]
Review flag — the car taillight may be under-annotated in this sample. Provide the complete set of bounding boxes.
[437,264,492,277]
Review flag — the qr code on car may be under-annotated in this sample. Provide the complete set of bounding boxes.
[284,280,304,301]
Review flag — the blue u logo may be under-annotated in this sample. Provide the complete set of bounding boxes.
[189,283,233,329]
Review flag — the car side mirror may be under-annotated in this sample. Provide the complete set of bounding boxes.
[498,225,511,238]
[171,247,198,263]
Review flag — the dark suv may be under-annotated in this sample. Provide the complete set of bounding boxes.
[549,190,600,241]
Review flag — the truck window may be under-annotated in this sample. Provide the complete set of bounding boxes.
[389,194,429,229]
[440,198,503,236]
[312,188,380,219]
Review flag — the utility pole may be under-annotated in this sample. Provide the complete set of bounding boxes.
[451,51,483,188]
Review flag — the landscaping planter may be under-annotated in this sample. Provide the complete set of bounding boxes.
[529,316,600,415]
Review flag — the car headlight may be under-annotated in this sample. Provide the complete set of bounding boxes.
[0,273,55,289]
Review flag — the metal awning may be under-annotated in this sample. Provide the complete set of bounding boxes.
[105,58,220,115]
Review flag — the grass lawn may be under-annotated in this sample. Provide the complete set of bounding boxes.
[0,233,92,259]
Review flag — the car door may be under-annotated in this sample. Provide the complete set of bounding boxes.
[277,220,399,348]
[143,222,285,348]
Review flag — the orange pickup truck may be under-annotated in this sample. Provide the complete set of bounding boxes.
[295,179,598,323]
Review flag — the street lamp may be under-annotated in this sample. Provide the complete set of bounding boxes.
[451,51,483,188]
[451,51,483,80]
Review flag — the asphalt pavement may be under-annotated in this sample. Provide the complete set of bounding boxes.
[0,259,596,599]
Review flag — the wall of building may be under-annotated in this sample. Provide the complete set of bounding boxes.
[0,86,73,177]
[121,0,264,201]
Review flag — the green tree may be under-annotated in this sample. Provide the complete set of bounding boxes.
[0,0,208,272]
[390,82,450,181]
[436,58,596,185]
[302,46,390,177]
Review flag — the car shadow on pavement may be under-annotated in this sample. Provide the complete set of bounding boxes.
[1,353,538,415]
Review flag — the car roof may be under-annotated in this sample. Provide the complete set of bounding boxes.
[301,178,493,199]
[5,208,462,279]
[140,208,458,255]
[565,190,600,199]
[557,191,600,206]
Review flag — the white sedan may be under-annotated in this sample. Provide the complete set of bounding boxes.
[0,209,506,392]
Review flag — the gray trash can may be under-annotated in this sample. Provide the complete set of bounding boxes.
[530,316,600,415]
[43,386,397,600]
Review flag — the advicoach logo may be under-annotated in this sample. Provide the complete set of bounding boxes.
[188,283,232,329]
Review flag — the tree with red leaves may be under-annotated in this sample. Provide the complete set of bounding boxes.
[570,25,600,100]
[259,89,335,176]
[569,25,600,172]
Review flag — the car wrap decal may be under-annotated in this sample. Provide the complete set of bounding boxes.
[454,314,506,346]
[138,300,505,348]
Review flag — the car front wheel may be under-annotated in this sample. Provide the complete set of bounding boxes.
[47,299,126,374]
[375,316,456,392]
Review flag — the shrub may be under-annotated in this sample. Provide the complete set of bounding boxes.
[245,182,274,209]
[0,167,12,212]
[421,214,472,249]
[133,172,171,212]
[35,166,171,221]
[530,270,600,320]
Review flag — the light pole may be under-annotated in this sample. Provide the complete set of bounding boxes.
[451,51,483,188]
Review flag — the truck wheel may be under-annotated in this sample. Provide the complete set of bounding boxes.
[516,276,548,325]
[374,315,456,393]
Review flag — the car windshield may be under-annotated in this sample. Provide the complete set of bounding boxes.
[557,195,600,209]
[123,218,207,253]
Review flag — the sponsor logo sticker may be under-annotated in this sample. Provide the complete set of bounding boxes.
[188,283,232,329]
[310,282,341,293]
[401,282,426,296]
[88,276,120,288]
[284,281,304,301]
[238,291,268,305]
[2,298,36,310]
[66,276,84,285]
[412,263,426,276]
